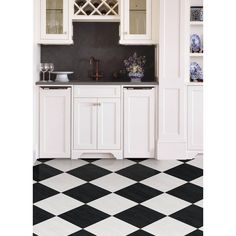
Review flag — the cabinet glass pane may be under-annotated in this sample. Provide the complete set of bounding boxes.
[129,0,146,34]
[46,0,63,34]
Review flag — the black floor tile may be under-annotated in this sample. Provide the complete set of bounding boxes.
[33,206,54,225]
[127,158,148,163]
[165,164,203,181]
[59,205,109,228]
[115,183,163,203]
[67,164,111,181]
[64,183,111,203]
[186,230,203,236]
[81,159,100,163]
[33,164,63,182]
[37,158,54,163]
[127,230,155,236]
[115,205,165,228]
[178,159,193,163]
[167,183,203,203]
[116,164,160,181]
[69,230,96,236]
[33,183,59,203]
[170,205,203,228]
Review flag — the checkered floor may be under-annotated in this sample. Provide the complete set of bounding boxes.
[33,155,203,236]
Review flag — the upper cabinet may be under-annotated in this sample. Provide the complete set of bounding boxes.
[37,0,73,44]
[73,0,120,22]
[119,0,159,45]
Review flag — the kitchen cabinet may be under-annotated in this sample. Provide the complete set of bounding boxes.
[119,0,159,45]
[124,87,155,158]
[158,0,188,159]
[39,87,71,158]
[187,85,203,151]
[73,86,121,159]
[38,0,73,44]
[73,98,97,150]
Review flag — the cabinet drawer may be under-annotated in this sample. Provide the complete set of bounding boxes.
[74,86,121,98]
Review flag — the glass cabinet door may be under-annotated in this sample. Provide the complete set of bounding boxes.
[124,0,152,40]
[41,0,69,40]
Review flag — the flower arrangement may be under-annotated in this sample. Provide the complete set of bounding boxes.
[124,53,146,80]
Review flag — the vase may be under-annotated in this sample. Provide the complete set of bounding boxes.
[128,72,144,82]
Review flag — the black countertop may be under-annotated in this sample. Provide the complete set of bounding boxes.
[36,79,159,86]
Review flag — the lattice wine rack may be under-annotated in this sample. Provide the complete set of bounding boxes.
[73,0,119,21]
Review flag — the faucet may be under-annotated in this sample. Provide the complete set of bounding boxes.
[89,57,103,81]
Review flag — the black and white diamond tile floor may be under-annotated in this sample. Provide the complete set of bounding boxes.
[33,155,203,236]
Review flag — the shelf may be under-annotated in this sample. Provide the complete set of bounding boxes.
[185,82,204,86]
[190,21,203,26]
[190,53,204,57]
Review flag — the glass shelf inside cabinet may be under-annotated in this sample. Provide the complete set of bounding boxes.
[74,0,119,16]
[46,0,63,34]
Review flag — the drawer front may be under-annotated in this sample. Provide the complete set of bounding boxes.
[74,86,121,98]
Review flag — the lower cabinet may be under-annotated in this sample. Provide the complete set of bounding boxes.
[187,86,203,151]
[73,86,121,159]
[39,87,71,158]
[124,87,156,158]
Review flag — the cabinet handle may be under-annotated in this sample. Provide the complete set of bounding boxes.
[124,32,128,35]
[63,32,67,34]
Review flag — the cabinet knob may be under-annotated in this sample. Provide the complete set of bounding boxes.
[63,32,67,34]
[124,32,128,35]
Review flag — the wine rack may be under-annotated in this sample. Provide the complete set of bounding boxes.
[73,0,119,21]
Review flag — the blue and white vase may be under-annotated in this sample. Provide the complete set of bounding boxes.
[128,72,144,82]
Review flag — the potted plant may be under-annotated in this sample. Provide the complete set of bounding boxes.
[124,52,146,82]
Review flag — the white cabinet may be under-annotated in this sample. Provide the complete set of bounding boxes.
[73,86,121,159]
[120,0,159,45]
[97,98,121,150]
[73,98,97,150]
[124,87,155,158]
[38,0,73,44]
[158,0,188,159]
[39,87,71,158]
[187,86,203,151]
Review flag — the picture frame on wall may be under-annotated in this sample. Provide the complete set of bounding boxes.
[190,6,203,21]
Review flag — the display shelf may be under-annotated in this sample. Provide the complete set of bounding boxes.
[190,53,203,57]
[185,82,203,86]
[190,21,203,26]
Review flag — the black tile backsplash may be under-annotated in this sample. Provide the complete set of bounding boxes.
[41,22,156,81]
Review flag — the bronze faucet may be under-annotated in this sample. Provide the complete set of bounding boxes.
[89,57,103,81]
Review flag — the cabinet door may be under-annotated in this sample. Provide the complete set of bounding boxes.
[39,88,71,158]
[74,98,97,150]
[97,98,121,150]
[122,0,152,41]
[188,86,203,151]
[124,88,155,158]
[40,0,69,40]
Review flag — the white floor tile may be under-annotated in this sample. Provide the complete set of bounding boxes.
[141,173,186,192]
[88,193,137,215]
[140,159,182,172]
[194,199,203,208]
[191,176,203,187]
[85,217,138,236]
[34,160,41,166]
[143,217,195,236]
[91,173,135,192]
[188,155,203,169]
[142,194,191,215]
[41,173,86,192]
[93,159,135,172]
[34,217,80,236]
[34,193,83,215]
[46,159,87,172]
